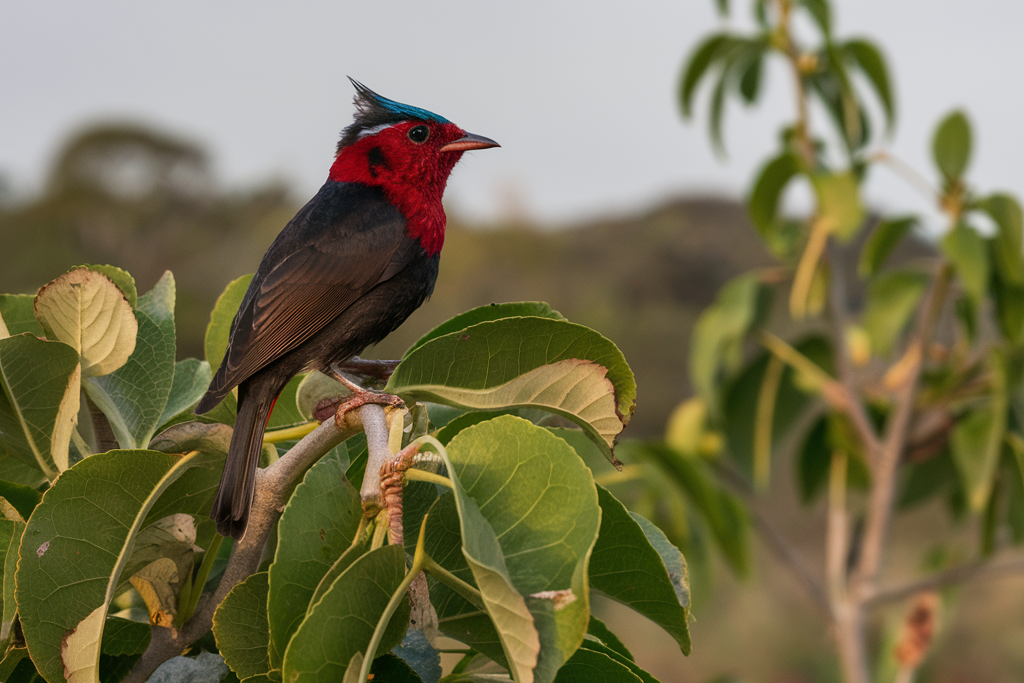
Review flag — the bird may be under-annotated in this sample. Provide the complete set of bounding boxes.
[194,79,499,539]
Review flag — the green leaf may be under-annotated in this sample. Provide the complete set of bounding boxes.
[100,617,150,656]
[75,265,137,309]
[586,617,633,662]
[33,268,137,378]
[690,273,769,410]
[16,447,224,683]
[267,448,363,667]
[621,441,750,575]
[941,222,989,312]
[932,110,972,182]
[84,272,177,448]
[799,0,831,37]
[158,358,213,428]
[213,572,272,681]
[738,51,764,104]
[440,415,602,683]
[281,545,409,683]
[589,486,690,654]
[405,302,565,358]
[370,653,424,683]
[858,216,916,277]
[811,171,865,241]
[266,374,307,430]
[0,295,43,338]
[951,355,1008,512]
[0,480,41,520]
[715,0,729,16]
[0,334,81,478]
[576,640,660,683]
[844,39,895,132]
[206,274,253,378]
[551,646,644,683]
[1,518,24,652]
[748,152,803,249]
[977,193,1024,285]
[796,416,830,503]
[679,34,732,118]
[388,317,635,464]
[709,67,729,155]
[863,270,929,356]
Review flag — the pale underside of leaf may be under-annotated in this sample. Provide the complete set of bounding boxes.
[34,269,138,378]
[397,358,621,453]
[48,451,204,683]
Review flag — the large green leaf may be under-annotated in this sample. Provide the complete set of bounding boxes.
[16,447,223,683]
[84,272,177,449]
[388,317,634,463]
[551,646,644,683]
[206,274,253,378]
[621,441,750,575]
[589,487,690,654]
[0,480,41,520]
[281,545,409,683]
[0,334,81,478]
[441,416,602,683]
[0,295,43,338]
[157,358,213,429]
[747,152,803,247]
[405,303,565,358]
[941,222,989,313]
[690,273,769,410]
[812,171,865,241]
[679,33,733,118]
[421,494,508,668]
[213,572,273,682]
[33,268,137,379]
[844,39,895,132]
[863,270,929,356]
[932,110,972,182]
[858,216,916,277]
[267,448,363,667]
[0,517,24,652]
[978,193,1024,286]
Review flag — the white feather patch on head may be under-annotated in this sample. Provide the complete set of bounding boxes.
[356,122,403,140]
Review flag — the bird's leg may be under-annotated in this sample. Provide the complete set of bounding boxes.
[333,356,401,385]
[311,364,405,423]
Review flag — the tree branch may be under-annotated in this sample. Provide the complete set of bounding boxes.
[716,463,832,617]
[865,554,1024,607]
[852,263,951,598]
[124,406,387,683]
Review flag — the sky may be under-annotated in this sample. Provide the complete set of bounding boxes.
[2,1,1022,230]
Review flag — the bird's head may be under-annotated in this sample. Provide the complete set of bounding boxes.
[328,80,498,253]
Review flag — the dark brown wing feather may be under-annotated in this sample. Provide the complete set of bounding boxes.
[198,182,414,409]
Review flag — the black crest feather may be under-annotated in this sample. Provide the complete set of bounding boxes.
[338,78,449,152]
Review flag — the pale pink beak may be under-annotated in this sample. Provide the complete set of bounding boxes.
[440,132,500,153]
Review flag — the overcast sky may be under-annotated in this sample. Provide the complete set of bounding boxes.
[2,1,1022,229]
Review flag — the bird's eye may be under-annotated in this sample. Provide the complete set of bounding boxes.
[408,125,430,143]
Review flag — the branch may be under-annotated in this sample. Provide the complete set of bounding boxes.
[852,263,952,597]
[716,463,832,617]
[124,406,386,683]
[865,554,1024,607]
[826,245,882,465]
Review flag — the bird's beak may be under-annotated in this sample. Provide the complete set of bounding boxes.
[440,132,500,153]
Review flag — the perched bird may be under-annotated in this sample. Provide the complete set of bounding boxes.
[195,80,498,539]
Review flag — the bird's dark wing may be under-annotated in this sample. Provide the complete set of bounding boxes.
[203,183,416,403]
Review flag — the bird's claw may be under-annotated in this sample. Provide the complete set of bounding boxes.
[322,391,404,428]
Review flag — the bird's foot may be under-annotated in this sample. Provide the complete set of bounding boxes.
[311,390,405,425]
[333,357,401,384]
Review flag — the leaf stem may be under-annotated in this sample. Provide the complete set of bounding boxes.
[424,558,486,612]
[178,533,224,626]
[264,422,319,443]
[403,469,454,489]
[356,516,431,683]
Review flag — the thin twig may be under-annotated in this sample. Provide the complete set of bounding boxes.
[853,263,952,598]
[716,463,832,617]
[826,245,882,465]
[865,555,1024,607]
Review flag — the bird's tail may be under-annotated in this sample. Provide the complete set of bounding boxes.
[211,382,276,539]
